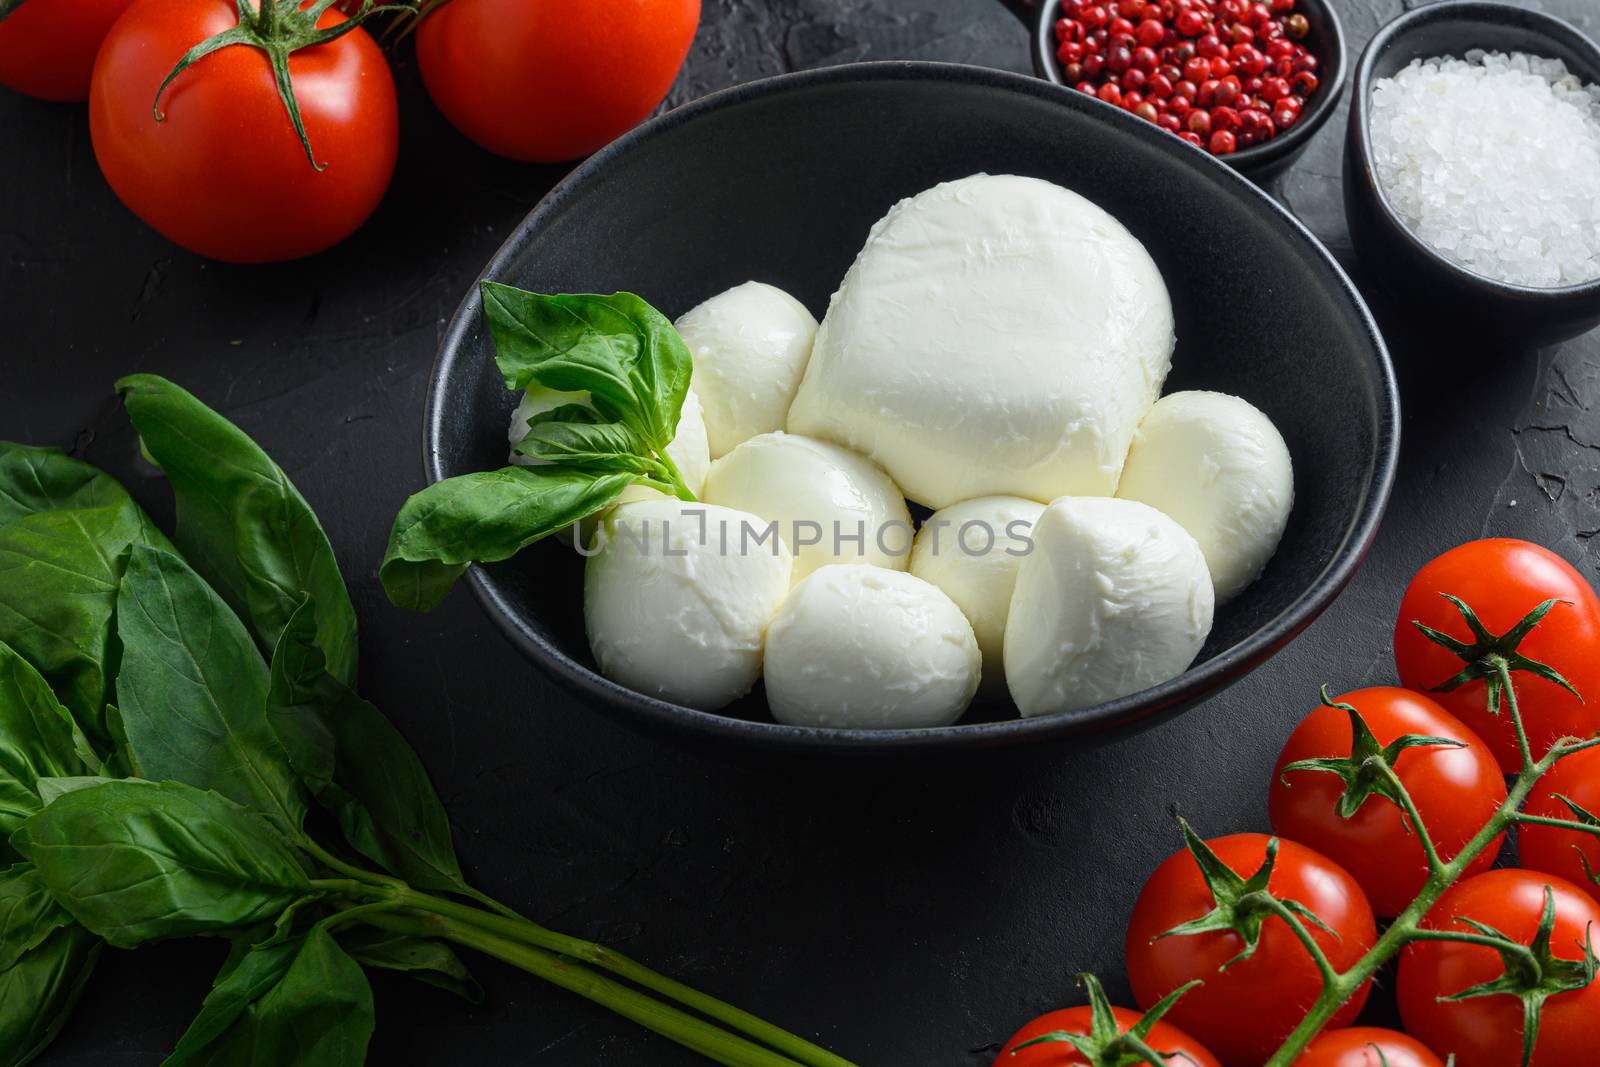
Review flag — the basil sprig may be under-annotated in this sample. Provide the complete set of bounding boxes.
[380,285,698,612]
[0,376,853,1067]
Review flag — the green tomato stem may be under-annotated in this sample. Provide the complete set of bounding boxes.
[366,911,812,1067]
[1514,812,1600,837]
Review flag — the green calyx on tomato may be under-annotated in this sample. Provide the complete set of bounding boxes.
[1414,595,1582,723]
[1546,794,1600,887]
[1009,973,1202,1067]
[1280,686,1468,821]
[152,0,384,169]
[1154,820,1338,968]
[0,0,27,25]
[1431,885,1598,1067]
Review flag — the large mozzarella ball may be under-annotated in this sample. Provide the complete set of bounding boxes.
[584,500,792,710]
[675,282,818,458]
[909,496,1045,694]
[764,565,980,729]
[788,173,1174,509]
[701,432,912,582]
[1116,390,1293,601]
[1004,497,1214,718]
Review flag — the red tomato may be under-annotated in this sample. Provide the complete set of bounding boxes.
[0,0,133,101]
[89,0,397,262]
[1520,745,1600,906]
[1126,833,1377,1067]
[1295,1027,1446,1067]
[1270,686,1507,916]
[1393,539,1600,772]
[416,0,700,162]
[998,1005,1220,1066]
[1397,869,1600,1067]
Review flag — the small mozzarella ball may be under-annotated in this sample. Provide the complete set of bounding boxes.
[1004,497,1214,718]
[675,281,818,458]
[909,496,1045,694]
[584,500,792,710]
[1116,390,1293,601]
[765,565,980,729]
[701,432,912,582]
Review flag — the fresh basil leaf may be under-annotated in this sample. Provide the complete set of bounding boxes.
[0,863,75,971]
[163,926,372,1067]
[340,927,483,1004]
[0,448,173,747]
[513,418,666,473]
[268,600,465,894]
[12,779,310,948]
[32,776,117,806]
[163,936,300,1064]
[0,641,95,857]
[115,543,307,833]
[116,374,359,689]
[0,920,100,1067]
[381,466,634,612]
[526,403,603,427]
[480,285,692,449]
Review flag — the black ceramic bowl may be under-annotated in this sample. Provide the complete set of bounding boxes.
[427,62,1398,758]
[1345,1,1600,347]
[1000,0,1347,182]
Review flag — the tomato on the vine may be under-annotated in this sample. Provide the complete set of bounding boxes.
[1126,832,1377,1067]
[415,0,700,162]
[0,0,135,101]
[89,0,397,262]
[1295,1027,1446,1067]
[1393,539,1600,772]
[1270,686,1506,916]
[1519,744,1600,906]
[1397,869,1600,1067]
[997,1004,1220,1066]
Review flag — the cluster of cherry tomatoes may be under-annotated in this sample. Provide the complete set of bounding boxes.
[0,0,700,262]
[999,539,1600,1067]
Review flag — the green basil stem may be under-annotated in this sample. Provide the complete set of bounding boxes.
[365,912,809,1067]
[652,448,699,502]
[1259,669,1583,1066]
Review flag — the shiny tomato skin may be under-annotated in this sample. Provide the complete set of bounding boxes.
[0,0,134,100]
[1295,1027,1446,1067]
[1393,539,1600,772]
[1270,686,1507,917]
[1520,745,1600,906]
[89,0,397,263]
[997,1005,1221,1066]
[1126,833,1377,1067]
[1397,869,1600,1067]
[415,0,700,162]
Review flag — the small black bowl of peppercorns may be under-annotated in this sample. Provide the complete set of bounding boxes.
[998,0,1347,183]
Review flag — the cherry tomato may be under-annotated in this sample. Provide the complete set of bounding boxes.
[1126,833,1377,1067]
[0,0,134,101]
[416,0,700,162]
[1393,539,1600,772]
[1270,686,1506,916]
[1520,744,1600,906]
[1295,1027,1446,1066]
[998,1005,1220,1066]
[1397,869,1600,1067]
[89,0,397,262]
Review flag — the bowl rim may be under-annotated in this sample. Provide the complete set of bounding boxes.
[1349,0,1600,302]
[1023,0,1349,171]
[425,59,1400,755]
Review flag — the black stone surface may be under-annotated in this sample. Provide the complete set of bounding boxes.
[3,0,1598,1064]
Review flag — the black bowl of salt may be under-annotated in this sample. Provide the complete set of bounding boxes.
[1345,0,1600,347]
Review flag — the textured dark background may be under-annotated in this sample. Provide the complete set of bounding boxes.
[5,0,1599,1063]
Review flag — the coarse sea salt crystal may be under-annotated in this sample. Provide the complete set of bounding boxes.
[1370,50,1600,288]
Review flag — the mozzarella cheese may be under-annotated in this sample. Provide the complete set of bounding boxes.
[701,432,912,582]
[787,173,1174,509]
[675,282,818,458]
[1115,390,1293,601]
[584,499,792,710]
[1004,497,1214,718]
[764,565,980,729]
[908,496,1045,694]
